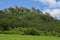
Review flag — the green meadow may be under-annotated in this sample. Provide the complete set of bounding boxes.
[0,34,60,40]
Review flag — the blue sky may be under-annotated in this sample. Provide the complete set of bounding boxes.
[0,0,60,19]
[0,0,47,10]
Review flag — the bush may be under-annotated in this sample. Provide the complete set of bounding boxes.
[23,27,40,36]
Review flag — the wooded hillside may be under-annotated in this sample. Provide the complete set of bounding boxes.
[0,6,60,37]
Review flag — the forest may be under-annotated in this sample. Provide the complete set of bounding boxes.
[0,6,60,37]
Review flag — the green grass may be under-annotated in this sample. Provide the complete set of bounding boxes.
[0,34,60,40]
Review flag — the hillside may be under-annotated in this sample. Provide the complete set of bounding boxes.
[0,6,60,37]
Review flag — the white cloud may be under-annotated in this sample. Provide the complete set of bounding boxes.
[34,0,60,7]
[35,0,56,4]
[43,9,60,18]
[34,0,60,19]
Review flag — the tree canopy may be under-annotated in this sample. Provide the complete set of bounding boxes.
[0,6,60,37]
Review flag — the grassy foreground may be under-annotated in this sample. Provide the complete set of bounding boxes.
[0,34,60,40]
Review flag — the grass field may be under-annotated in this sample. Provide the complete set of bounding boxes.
[0,34,60,40]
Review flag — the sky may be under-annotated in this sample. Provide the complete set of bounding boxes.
[0,0,60,19]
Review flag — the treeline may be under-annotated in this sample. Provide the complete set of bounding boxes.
[0,6,60,37]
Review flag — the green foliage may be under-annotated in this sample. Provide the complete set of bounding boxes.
[23,27,40,35]
[0,6,60,36]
